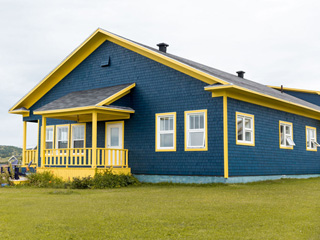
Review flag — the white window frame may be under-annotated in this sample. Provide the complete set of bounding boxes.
[236,112,255,146]
[45,126,54,149]
[279,121,295,149]
[185,110,207,151]
[306,126,319,151]
[56,125,69,149]
[71,124,86,148]
[155,112,176,151]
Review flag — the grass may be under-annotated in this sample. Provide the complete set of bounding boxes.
[0,178,319,239]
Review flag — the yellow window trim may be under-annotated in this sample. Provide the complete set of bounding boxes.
[279,121,294,150]
[70,123,86,148]
[306,126,317,152]
[155,112,176,152]
[45,125,55,149]
[184,109,208,151]
[235,112,255,146]
[55,124,70,149]
[105,121,125,149]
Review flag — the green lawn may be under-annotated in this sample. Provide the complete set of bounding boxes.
[0,178,319,240]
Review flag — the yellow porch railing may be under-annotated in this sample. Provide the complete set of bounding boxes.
[24,149,38,166]
[43,148,128,168]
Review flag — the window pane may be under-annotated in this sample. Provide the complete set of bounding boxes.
[285,125,290,135]
[286,137,295,146]
[164,118,169,131]
[58,127,68,141]
[245,118,251,129]
[169,118,173,131]
[245,131,251,142]
[160,133,173,147]
[237,118,243,141]
[110,128,119,147]
[46,128,53,141]
[188,132,204,147]
[58,141,68,149]
[46,142,53,149]
[73,125,84,140]
[190,115,195,129]
[160,118,165,131]
[74,140,84,148]
[280,125,285,145]
[200,114,204,129]
[195,115,200,129]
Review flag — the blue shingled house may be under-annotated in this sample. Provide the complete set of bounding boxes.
[9,28,320,183]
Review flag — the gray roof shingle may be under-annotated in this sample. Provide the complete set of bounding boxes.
[35,83,134,111]
[101,28,320,112]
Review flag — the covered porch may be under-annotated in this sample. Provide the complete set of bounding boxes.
[21,83,136,177]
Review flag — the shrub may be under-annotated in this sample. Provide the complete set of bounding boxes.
[26,171,64,188]
[0,167,11,185]
[70,176,92,189]
[91,169,139,189]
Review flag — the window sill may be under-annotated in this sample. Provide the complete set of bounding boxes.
[236,141,255,146]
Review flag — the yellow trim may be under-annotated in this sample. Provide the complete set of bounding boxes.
[223,95,228,178]
[34,105,135,115]
[155,112,176,152]
[9,109,30,117]
[22,121,27,165]
[70,123,86,148]
[10,28,228,112]
[45,125,55,149]
[207,86,320,120]
[37,120,40,167]
[268,86,320,95]
[105,121,125,149]
[96,83,136,106]
[55,124,70,149]
[92,112,98,168]
[184,109,208,151]
[235,112,255,146]
[41,117,46,167]
[306,126,317,152]
[279,121,294,150]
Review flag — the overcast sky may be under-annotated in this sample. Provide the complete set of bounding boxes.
[1,0,320,148]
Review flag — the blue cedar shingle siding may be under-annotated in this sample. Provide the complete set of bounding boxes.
[24,40,224,176]
[282,91,320,107]
[227,98,320,176]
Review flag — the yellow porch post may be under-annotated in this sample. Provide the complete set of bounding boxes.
[22,121,27,165]
[41,116,47,168]
[223,94,229,178]
[92,111,97,168]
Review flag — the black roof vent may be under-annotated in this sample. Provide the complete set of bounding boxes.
[236,71,245,78]
[157,43,169,53]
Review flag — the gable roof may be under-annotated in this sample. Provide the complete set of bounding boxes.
[34,83,135,112]
[8,28,320,119]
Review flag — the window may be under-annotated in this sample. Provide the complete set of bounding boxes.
[45,126,54,149]
[236,112,254,146]
[185,110,207,151]
[279,121,295,149]
[155,112,176,151]
[71,124,85,148]
[56,125,69,149]
[306,126,319,151]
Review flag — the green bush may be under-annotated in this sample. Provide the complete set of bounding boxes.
[25,169,139,189]
[91,169,139,189]
[70,176,92,189]
[26,171,64,188]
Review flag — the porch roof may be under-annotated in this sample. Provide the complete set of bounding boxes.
[33,83,135,122]
[35,83,135,112]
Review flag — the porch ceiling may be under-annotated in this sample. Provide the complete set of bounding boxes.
[33,105,134,122]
